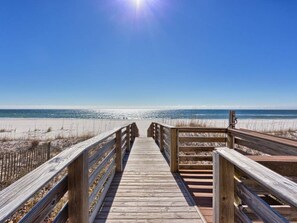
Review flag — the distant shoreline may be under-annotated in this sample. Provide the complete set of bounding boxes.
[1,109,297,120]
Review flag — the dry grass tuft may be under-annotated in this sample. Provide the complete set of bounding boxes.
[30,140,39,149]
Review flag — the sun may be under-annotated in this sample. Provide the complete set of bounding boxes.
[131,0,144,8]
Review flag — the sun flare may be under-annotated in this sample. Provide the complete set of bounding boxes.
[131,0,145,9]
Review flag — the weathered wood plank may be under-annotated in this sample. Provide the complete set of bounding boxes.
[89,161,115,205]
[179,155,212,162]
[179,164,213,170]
[89,148,115,185]
[115,130,122,172]
[68,151,88,223]
[0,123,135,222]
[89,170,115,223]
[229,128,297,155]
[88,138,115,167]
[179,137,227,143]
[52,203,68,223]
[216,147,297,208]
[96,137,202,221]
[213,151,234,223]
[234,205,252,223]
[19,176,68,223]
[178,128,227,133]
[170,128,178,172]
[235,180,288,223]
[179,146,215,152]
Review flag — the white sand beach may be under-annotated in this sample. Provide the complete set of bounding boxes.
[0,118,297,140]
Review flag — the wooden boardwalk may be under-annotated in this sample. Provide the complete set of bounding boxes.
[96,137,203,222]
[180,169,213,223]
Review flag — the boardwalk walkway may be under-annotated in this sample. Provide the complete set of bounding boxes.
[96,137,203,222]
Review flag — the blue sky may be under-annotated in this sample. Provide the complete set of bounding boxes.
[0,0,297,108]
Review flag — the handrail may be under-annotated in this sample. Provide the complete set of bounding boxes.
[147,122,228,172]
[216,147,297,207]
[148,112,297,222]
[229,128,297,155]
[0,122,138,223]
[178,127,227,133]
[151,122,175,129]
[147,122,178,172]
[213,147,297,222]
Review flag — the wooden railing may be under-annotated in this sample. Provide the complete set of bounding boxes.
[214,148,297,223]
[0,122,138,223]
[147,122,227,172]
[231,128,297,155]
[147,122,178,172]
[147,111,297,222]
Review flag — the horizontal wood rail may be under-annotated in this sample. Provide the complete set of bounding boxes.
[230,128,297,155]
[147,122,178,172]
[213,147,297,223]
[148,111,297,222]
[0,122,138,223]
[147,122,228,172]
[148,119,297,172]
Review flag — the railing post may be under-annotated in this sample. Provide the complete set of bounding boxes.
[159,125,164,152]
[134,123,139,138]
[213,151,235,223]
[147,124,153,137]
[126,125,131,151]
[116,129,123,172]
[68,150,89,223]
[170,128,178,172]
[227,110,236,149]
[155,124,159,144]
[153,123,156,140]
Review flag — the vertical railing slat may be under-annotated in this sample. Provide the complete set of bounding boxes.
[213,151,235,223]
[159,125,164,152]
[68,150,89,223]
[227,110,236,149]
[170,128,178,172]
[116,129,123,172]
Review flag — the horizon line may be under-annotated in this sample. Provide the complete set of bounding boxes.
[0,105,297,110]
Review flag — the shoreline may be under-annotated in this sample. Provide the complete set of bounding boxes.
[0,118,297,139]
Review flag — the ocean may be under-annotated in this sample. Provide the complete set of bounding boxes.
[0,109,297,119]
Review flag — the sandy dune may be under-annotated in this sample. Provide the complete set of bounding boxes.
[0,118,297,140]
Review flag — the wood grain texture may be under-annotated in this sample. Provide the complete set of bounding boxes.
[229,128,297,155]
[179,137,227,143]
[19,176,68,223]
[227,111,236,149]
[96,137,202,222]
[89,148,115,185]
[179,169,213,223]
[235,180,288,223]
[216,147,297,208]
[213,151,234,223]
[52,203,68,223]
[178,128,227,133]
[159,125,164,152]
[0,123,135,222]
[68,151,89,223]
[116,130,123,172]
[170,128,178,172]
[88,138,115,167]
